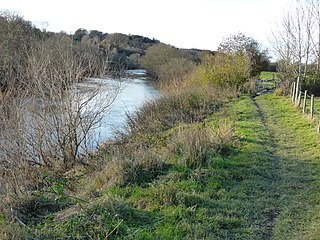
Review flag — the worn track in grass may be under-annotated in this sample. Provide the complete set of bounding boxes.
[251,94,320,239]
[252,95,281,239]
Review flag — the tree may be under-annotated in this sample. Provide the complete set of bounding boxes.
[0,23,119,208]
[100,33,129,51]
[218,33,269,76]
[197,52,251,91]
[73,28,88,42]
[0,11,44,90]
[139,43,195,82]
[271,0,320,93]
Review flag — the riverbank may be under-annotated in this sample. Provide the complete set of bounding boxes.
[2,92,320,239]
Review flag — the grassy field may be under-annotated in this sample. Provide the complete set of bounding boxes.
[259,71,279,81]
[2,93,320,239]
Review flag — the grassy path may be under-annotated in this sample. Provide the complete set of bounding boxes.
[250,94,320,239]
[209,93,320,239]
[251,96,282,238]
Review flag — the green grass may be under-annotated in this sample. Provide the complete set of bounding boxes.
[311,95,320,119]
[259,71,279,81]
[295,92,320,123]
[2,93,320,239]
[255,94,320,239]
[257,71,278,91]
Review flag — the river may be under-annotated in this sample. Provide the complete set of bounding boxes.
[0,69,160,163]
[88,69,160,148]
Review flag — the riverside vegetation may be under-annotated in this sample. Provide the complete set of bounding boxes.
[4,84,320,239]
[2,8,320,239]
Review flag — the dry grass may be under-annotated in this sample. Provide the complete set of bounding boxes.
[126,86,224,135]
[82,136,168,197]
[82,119,236,199]
[170,120,235,169]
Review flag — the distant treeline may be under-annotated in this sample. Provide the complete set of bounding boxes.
[1,11,273,92]
[0,12,107,91]
[0,11,216,91]
[73,28,214,79]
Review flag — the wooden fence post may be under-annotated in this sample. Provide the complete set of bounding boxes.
[311,94,315,119]
[292,82,296,102]
[302,90,307,113]
[297,91,302,107]
[295,76,300,103]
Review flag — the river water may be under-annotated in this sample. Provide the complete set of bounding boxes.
[0,69,159,162]
[89,69,160,147]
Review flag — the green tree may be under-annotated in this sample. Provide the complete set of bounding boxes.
[218,33,269,76]
[198,52,251,91]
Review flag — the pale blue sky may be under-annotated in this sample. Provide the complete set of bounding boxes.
[1,0,291,51]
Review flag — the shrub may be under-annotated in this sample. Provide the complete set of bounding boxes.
[274,87,285,96]
[126,87,222,135]
[139,44,195,83]
[197,52,251,91]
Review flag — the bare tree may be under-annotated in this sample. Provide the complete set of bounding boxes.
[271,0,320,94]
[309,0,320,74]
[27,34,119,167]
[0,31,120,209]
[1,11,50,89]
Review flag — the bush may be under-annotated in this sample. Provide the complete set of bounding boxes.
[126,87,222,135]
[197,52,251,91]
[274,87,285,96]
[139,44,195,83]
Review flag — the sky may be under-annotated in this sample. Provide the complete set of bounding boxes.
[1,0,291,51]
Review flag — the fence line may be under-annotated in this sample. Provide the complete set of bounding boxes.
[290,80,320,133]
[302,90,307,113]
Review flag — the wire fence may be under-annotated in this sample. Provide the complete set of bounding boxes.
[290,81,320,133]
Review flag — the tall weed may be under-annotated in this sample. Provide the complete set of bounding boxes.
[126,87,222,134]
[171,120,235,169]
